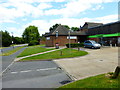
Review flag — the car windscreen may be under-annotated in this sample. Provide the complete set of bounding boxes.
[91,41,97,44]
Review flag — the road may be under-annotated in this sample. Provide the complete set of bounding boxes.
[2,61,72,88]
[2,47,27,71]
[1,46,72,88]
[1,44,28,53]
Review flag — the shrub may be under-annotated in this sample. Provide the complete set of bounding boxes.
[28,40,39,46]
[66,43,84,48]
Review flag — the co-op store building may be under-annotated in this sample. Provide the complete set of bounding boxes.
[44,21,120,47]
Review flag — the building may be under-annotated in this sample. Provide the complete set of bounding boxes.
[44,21,120,47]
[44,24,83,47]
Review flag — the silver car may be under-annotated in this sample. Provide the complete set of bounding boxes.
[84,40,101,49]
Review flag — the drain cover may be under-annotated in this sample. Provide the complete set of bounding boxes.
[100,60,103,61]
[60,80,71,84]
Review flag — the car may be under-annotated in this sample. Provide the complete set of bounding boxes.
[84,40,101,49]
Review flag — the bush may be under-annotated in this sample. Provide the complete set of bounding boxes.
[28,40,39,46]
[66,43,84,48]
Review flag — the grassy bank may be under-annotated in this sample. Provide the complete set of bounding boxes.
[17,45,54,57]
[20,48,88,61]
[58,73,119,88]
[1,46,25,56]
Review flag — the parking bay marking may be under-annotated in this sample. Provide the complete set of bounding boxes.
[10,67,59,74]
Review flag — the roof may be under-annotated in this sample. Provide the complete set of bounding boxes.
[81,22,103,29]
[44,24,87,36]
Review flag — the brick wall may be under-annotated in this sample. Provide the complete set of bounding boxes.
[46,36,77,47]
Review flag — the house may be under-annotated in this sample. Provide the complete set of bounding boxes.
[44,24,83,47]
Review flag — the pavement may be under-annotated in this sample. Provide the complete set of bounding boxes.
[54,47,118,80]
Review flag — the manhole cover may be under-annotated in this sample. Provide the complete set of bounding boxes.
[100,60,103,61]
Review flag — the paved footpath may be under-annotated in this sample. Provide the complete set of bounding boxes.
[15,47,65,61]
[54,47,118,80]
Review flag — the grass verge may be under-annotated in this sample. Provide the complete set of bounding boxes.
[1,46,25,56]
[17,45,54,57]
[58,73,119,89]
[20,48,88,61]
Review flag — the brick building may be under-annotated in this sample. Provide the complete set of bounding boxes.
[44,25,83,47]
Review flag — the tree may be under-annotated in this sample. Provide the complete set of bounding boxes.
[13,37,24,44]
[1,30,12,47]
[71,27,79,31]
[63,25,70,30]
[49,23,59,32]
[22,25,40,43]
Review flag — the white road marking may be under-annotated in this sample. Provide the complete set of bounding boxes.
[10,67,58,74]
[20,70,32,73]
[36,67,57,71]
[0,61,15,76]
[11,72,18,74]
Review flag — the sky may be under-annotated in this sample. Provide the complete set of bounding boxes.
[0,0,119,37]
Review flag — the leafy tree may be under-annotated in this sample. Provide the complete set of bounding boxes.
[49,23,59,32]
[13,37,24,44]
[71,27,79,31]
[22,25,40,43]
[63,25,70,29]
[1,30,12,47]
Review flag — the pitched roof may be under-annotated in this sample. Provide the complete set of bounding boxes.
[82,22,103,29]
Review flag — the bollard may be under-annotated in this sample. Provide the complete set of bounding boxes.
[78,47,80,51]
[60,50,62,56]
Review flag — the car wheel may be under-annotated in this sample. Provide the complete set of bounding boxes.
[91,46,94,49]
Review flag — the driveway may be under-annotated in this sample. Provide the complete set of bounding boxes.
[54,47,118,80]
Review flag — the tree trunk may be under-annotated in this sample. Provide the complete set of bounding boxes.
[112,66,120,79]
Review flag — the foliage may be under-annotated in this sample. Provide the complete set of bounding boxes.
[17,45,54,57]
[20,48,88,61]
[28,40,39,46]
[49,23,59,32]
[13,37,24,44]
[22,25,40,43]
[1,30,12,47]
[66,43,84,48]
[63,25,70,29]
[71,27,79,31]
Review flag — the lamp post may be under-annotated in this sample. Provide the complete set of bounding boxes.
[11,32,14,48]
[68,30,71,48]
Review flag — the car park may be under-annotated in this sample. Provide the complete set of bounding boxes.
[84,40,101,49]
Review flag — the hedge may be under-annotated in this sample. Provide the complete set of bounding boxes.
[28,40,39,46]
[66,43,84,48]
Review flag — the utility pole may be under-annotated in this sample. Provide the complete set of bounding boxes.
[11,32,14,48]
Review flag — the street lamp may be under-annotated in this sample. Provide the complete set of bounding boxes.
[68,30,71,48]
[11,32,14,48]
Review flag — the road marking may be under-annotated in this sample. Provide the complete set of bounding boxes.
[10,67,58,74]
[20,70,32,73]
[36,67,57,71]
[11,72,18,74]
[0,61,15,76]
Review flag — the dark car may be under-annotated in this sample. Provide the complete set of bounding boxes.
[84,40,101,49]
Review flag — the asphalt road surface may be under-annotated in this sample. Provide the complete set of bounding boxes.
[2,47,27,71]
[1,46,72,88]
[2,61,72,88]
[1,44,28,53]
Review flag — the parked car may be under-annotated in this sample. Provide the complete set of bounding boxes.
[84,40,101,49]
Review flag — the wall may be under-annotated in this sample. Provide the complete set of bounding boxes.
[46,36,77,47]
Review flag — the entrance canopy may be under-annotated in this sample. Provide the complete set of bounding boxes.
[88,33,120,38]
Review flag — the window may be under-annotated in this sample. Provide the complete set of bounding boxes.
[67,36,77,39]
[46,37,50,40]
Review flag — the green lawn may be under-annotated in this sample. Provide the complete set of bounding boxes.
[20,48,88,61]
[58,73,119,89]
[0,46,25,56]
[17,45,54,57]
